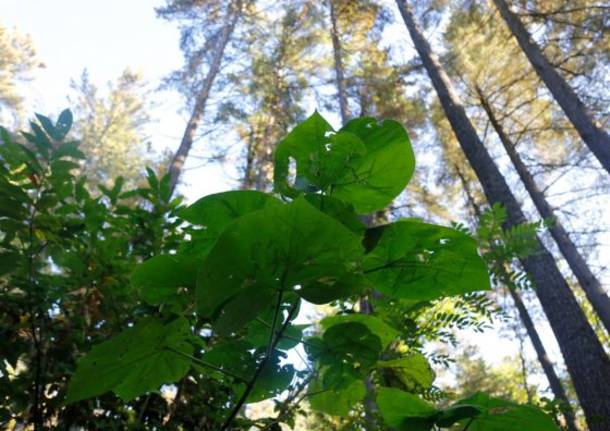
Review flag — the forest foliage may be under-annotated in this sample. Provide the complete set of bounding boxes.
[1,0,609,430]
[1,110,558,430]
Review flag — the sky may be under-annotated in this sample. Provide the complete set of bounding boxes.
[2,0,233,200]
[1,0,577,398]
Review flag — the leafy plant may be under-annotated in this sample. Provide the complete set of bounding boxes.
[1,111,558,430]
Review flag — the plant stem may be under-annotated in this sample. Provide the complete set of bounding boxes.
[220,299,299,431]
[167,347,247,382]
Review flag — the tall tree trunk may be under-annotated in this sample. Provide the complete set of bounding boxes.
[509,288,579,431]
[476,86,610,334]
[457,161,578,430]
[328,0,351,125]
[167,1,242,196]
[492,0,610,175]
[396,2,610,428]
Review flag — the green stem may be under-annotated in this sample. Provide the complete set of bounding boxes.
[220,299,299,431]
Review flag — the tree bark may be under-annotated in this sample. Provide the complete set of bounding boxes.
[492,0,610,176]
[456,158,578,430]
[476,86,610,334]
[396,2,610,429]
[508,288,579,431]
[328,0,351,125]
[167,0,242,196]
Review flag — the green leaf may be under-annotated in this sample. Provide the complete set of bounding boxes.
[25,123,52,157]
[200,340,255,381]
[434,404,482,427]
[0,251,21,276]
[378,353,435,391]
[180,190,283,257]
[273,111,334,197]
[247,353,295,402]
[308,322,382,389]
[201,344,294,402]
[323,322,381,369]
[55,109,73,140]
[449,393,559,430]
[320,313,399,348]
[297,272,366,304]
[245,303,307,351]
[52,141,85,160]
[66,317,193,403]
[364,220,490,301]
[308,377,366,416]
[196,196,363,334]
[273,113,415,213]
[303,194,365,234]
[333,117,415,213]
[146,167,159,190]
[35,113,60,141]
[131,255,200,305]
[377,387,436,431]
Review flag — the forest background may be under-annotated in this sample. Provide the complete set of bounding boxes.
[1,0,609,429]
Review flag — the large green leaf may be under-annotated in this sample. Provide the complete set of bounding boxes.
[196,196,364,334]
[303,194,365,234]
[199,340,254,381]
[308,376,366,417]
[378,353,435,390]
[377,387,437,431]
[364,220,490,301]
[180,190,282,257]
[131,255,200,305]
[273,111,334,197]
[201,343,294,403]
[66,317,193,403]
[306,322,382,390]
[320,313,399,348]
[244,302,307,351]
[377,389,557,431]
[449,393,558,430]
[246,352,295,403]
[273,112,414,213]
[333,117,415,213]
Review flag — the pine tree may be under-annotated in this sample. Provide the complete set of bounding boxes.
[0,23,40,125]
[491,0,610,175]
[395,2,610,428]
[157,0,248,196]
[69,69,157,189]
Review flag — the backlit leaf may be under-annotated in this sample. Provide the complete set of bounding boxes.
[66,317,193,403]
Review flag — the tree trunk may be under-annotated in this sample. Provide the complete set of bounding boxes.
[167,1,242,196]
[476,86,610,334]
[509,288,579,431]
[456,159,578,430]
[328,0,351,125]
[492,0,610,175]
[396,2,610,428]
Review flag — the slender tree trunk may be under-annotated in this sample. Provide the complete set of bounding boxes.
[492,0,610,175]
[476,87,610,334]
[167,0,242,196]
[457,161,578,430]
[328,0,351,125]
[396,2,610,428]
[509,288,579,431]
